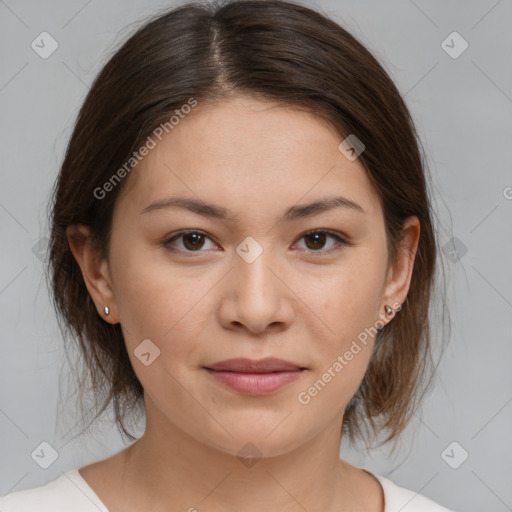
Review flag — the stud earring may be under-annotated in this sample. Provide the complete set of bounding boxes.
[104,306,110,316]
[384,304,393,315]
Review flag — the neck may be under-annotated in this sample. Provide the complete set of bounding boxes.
[117,398,363,512]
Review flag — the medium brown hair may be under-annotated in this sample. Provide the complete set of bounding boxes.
[47,0,449,450]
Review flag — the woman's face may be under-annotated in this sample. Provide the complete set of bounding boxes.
[77,96,418,457]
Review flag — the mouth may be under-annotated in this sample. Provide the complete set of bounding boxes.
[204,357,306,373]
[203,358,306,395]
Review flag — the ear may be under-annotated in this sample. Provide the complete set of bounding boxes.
[380,216,421,324]
[66,224,119,324]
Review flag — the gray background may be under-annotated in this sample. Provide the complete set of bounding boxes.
[1,1,511,511]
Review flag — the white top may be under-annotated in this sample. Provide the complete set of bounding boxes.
[0,467,456,511]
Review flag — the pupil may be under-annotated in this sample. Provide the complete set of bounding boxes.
[306,232,325,250]
[184,233,203,250]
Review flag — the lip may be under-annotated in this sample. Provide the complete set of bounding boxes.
[203,357,306,395]
[204,357,305,373]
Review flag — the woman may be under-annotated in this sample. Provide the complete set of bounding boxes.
[0,0,455,510]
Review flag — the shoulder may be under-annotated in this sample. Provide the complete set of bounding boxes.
[369,471,456,512]
[0,469,109,512]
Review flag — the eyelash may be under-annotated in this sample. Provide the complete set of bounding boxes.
[162,229,353,257]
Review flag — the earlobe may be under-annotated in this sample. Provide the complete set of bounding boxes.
[66,224,118,323]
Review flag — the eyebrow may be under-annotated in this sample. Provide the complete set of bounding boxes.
[140,195,365,222]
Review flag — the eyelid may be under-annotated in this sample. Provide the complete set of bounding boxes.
[163,228,353,255]
[163,230,219,254]
[296,229,354,255]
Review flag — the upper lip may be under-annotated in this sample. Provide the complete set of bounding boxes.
[204,357,305,373]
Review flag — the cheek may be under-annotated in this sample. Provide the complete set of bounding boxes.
[298,280,377,416]
[296,314,375,423]
[313,263,383,345]
[113,261,206,405]
[300,256,384,400]
[110,243,198,346]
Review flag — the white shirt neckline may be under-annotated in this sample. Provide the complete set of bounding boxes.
[58,466,452,512]
[65,468,110,512]
[67,466,392,512]
[1,467,454,512]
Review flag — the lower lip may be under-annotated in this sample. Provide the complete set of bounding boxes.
[204,368,304,395]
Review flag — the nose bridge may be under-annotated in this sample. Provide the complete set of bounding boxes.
[234,235,279,301]
[224,235,292,332]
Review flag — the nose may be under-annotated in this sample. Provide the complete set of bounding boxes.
[217,248,295,335]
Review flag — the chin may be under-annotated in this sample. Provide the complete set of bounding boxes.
[203,424,309,461]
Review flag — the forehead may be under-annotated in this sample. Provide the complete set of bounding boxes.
[116,96,381,222]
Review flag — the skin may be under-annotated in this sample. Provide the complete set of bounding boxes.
[67,96,420,512]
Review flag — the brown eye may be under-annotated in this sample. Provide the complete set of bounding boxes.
[304,231,328,251]
[295,229,351,255]
[181,232,206,251]
[163,229,351,257]
[163,230,217,253]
